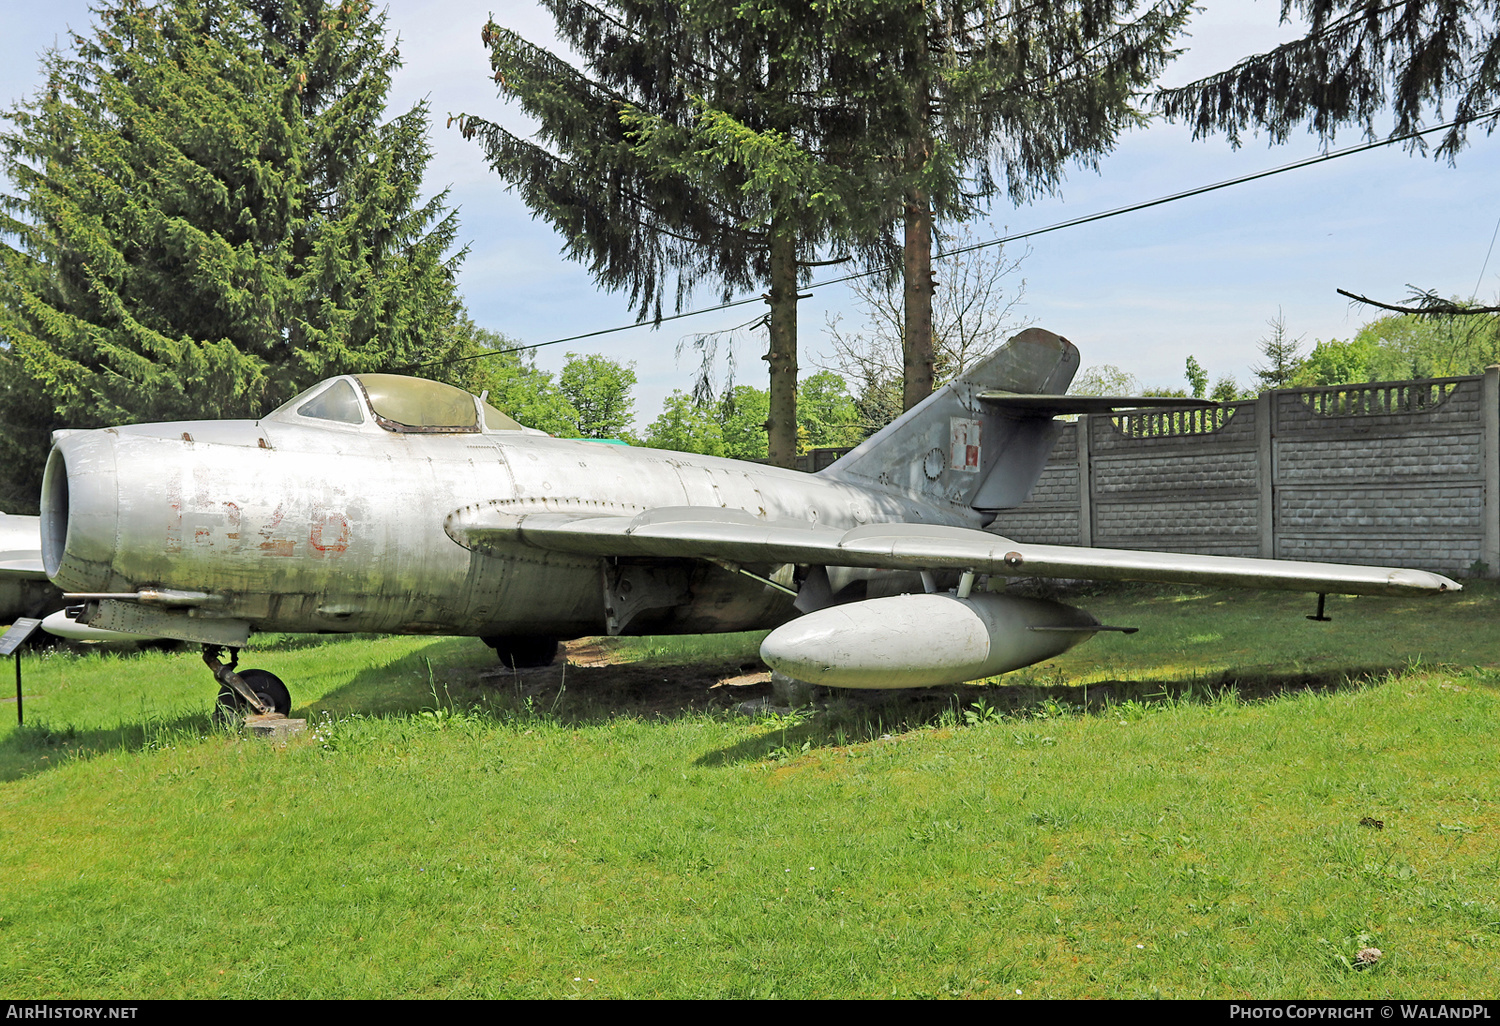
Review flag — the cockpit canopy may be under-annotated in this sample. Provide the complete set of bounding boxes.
[267,374,527,433]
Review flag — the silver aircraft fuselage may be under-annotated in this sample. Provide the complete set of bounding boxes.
[31,332,1460,692]
[42,395,951,641]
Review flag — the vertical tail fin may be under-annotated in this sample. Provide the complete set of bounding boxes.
[821,328,1080,515]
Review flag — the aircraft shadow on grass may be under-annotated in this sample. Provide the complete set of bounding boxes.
[307,637,1413,765]
[0,629,1411,780]
[0,707,221,783]
[692,664,1411,766]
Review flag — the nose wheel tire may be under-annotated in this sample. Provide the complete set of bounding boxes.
[214,668,291,722]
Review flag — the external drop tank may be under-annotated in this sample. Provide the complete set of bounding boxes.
[759,591,1102,689]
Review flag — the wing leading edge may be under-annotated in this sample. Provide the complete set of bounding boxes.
[445,505,1460,598]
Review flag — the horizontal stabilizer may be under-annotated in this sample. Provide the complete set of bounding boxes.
[445,505,1460,598]
[977,392,1220,416]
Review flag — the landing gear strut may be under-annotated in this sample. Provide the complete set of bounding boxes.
[203,645,291,721]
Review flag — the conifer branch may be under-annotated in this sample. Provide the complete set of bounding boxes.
[1338,287,1500,316]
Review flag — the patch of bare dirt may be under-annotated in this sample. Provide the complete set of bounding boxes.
[466,640,772,718]
[563,640,613,667]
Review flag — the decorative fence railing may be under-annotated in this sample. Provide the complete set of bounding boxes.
[1295,378,1462,418]
[1111,405,1238,437]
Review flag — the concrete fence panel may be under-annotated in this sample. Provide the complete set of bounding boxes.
[986,367,1500,577]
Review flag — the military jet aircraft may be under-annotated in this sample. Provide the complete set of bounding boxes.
[32,328,1458,716]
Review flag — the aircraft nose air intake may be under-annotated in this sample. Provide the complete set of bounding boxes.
[41,431,121,591]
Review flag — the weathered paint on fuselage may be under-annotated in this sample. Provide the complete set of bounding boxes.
[44,410,970,639]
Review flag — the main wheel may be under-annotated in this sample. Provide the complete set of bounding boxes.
[215,667,292,721]
[482,635,559,668]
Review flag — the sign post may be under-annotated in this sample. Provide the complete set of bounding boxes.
[0,617,43,726]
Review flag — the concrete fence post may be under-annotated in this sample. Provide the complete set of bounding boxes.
[1484,366,1500,576]
[1256,390,1276,559]
[1076,414,1093,547]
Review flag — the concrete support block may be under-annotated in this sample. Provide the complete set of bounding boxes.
[245,713,306,741]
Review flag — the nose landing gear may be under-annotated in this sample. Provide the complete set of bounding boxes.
[203,646,297,732]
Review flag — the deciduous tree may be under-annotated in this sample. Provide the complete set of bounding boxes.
[1185,355,1209,398]
[796,370,862,449]
[1298,311,1500,384]
[1068,365,1136,397]
[558,352,637,439]
[459,319,580,436]
[717,385,771,460]
[823,228,1028,434]
[642,391,726,455]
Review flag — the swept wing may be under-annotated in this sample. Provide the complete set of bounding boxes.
[446,505,1458,598]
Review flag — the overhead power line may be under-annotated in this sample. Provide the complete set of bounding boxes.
[405,108,1500,372]
[1473,211,1500,303]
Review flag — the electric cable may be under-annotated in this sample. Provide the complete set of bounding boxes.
[400,107,1500,371]
[1471,211,1500,304]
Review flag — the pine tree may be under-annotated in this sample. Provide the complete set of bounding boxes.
[884,0,1193,410]
[1156,1,1500,158]
[457,2,898,468]
[461,0,1194,447]
[1156,3,1500,320]
[1253,310,1307,389]
[0,0,466,506]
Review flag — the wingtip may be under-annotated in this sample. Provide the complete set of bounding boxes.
[1430,574,1462,593]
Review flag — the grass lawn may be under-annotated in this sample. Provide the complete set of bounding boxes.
[0,583,1496,998]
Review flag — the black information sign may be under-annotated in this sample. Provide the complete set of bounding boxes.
[1,616,43,725]
[0,617,42,657]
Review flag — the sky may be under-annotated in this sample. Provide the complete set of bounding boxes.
[4,1,1499,426]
